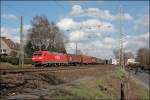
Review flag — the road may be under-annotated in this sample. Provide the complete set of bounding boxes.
[129,69,149,90]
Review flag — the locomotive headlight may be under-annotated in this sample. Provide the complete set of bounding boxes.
[39,57,42,59]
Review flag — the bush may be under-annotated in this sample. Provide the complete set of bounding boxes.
[7,57,12,63]
[1,56,19,65]
[24,58,33,64]
[115,67,128,79]
[9,57,19,65]
[1,56,33,65]
[0,56,7,62]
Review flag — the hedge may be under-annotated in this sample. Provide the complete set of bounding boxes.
[0,56,32,65]
[24,58,33,64]
[0,56,7,62]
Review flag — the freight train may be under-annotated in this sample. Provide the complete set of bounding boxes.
[32,51,105,67]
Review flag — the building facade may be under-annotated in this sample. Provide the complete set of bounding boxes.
[111,58,119,65]
[0,37,19,57]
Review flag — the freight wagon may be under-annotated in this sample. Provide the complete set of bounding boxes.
[67,54,82,65]
[81,55,96,64]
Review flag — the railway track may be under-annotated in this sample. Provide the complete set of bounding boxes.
[0,65,105,75]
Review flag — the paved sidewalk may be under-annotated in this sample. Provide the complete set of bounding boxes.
[130,70,149,90]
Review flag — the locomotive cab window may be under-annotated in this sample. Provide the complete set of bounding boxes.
[34,53,42,56]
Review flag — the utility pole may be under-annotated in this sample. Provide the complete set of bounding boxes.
[38,31,41,51]
[118,6,128,100]
[19,16,24,68]
[76,42,78,55]
[119,6,124,69]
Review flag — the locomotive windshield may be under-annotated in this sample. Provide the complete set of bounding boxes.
[33,53,42,56]
[34,54,42,56]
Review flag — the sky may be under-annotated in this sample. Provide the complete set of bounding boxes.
[1,0,149,59]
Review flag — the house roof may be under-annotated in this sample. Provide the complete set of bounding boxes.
[0,37,19,50]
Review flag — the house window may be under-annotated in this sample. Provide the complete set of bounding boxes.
[3,49,6,52]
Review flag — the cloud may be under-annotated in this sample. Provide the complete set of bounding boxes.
[57,18,76,30]
[70,5,133,21]
[57,18,117,45]
[73,36,116,58]
[1,14,17,20]
[70,5,115,20]
[1,27,20,43]
[71,5,83,15]
[66,32,149,59]
[115,13,133,21]
[134,14,149,31]
[103,37,115,45]
[1,27,19,35]
[57,17,118,58]
[69,31,86,42]
[23,25,31,33]
[80,32,149,58]
[1,25,31,43]
[125,32,149,52]
[57,18,116,32]
[59,5,147,59]
[123,13,133,20]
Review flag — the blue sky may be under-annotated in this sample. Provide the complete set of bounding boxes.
[1,1,149,27]
[1,1,149,58]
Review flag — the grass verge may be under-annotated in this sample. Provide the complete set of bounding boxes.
[115,67,128,79]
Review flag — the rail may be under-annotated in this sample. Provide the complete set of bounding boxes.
[0,65,107,75]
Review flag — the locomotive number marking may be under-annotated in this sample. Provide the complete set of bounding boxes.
[55,56,60,59]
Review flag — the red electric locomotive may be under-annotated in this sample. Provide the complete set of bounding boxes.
[32,51,68,66]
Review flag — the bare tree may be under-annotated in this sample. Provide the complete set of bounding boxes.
[25,15,67,57]
[113,49,120,59]
[136,48,150,67]
[113,49,134,64]
[123,52,134,65]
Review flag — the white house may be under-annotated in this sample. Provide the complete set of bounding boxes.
[127,58,136,65]
[0,37,19,56]
[111,58,119,65]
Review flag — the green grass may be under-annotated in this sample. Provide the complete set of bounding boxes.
[115,67,128,79]
[60,68,128,99]
[140,88,149,100]
[49,67,148,99]
[64,83,108,99]
[134,80,150,100]
[61,75,119,99]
